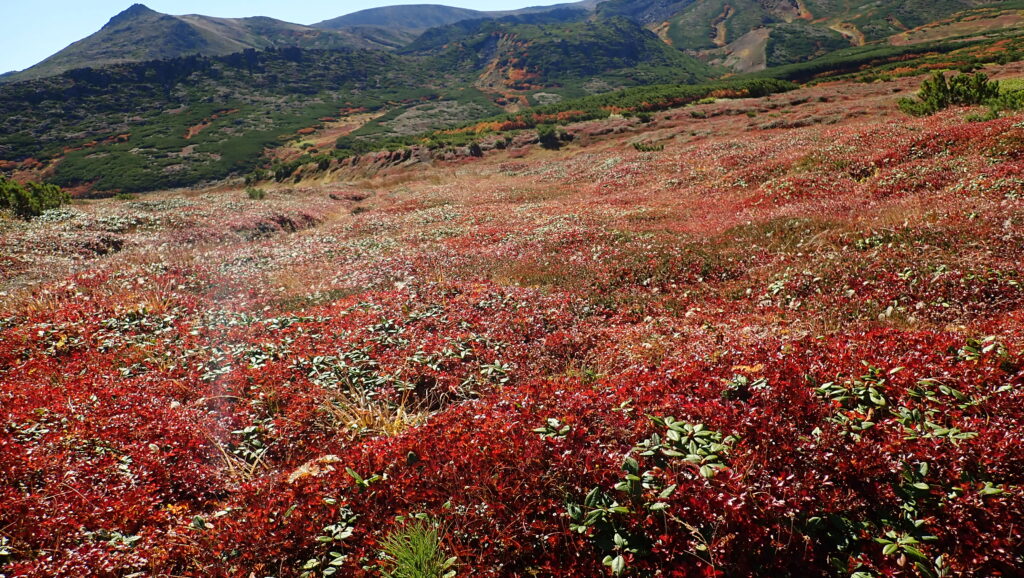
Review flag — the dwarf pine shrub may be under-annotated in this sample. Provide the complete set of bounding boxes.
[0,176,70,219]
[537,124,562,150]
[899,71,1001,116]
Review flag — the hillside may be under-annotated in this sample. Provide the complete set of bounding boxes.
[0,47,436,193]
[4,4,408,82]
[3,0,1024,194]
[8,0,1023,83]
[313,4,489,31]
[2,59,1024,576]
[403,12,712,91]
[313,1,601,31]
[0,9,721,195]
[7,1,604,83]
[598,0,1015,70]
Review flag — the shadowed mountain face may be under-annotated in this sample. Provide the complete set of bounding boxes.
[313,4,487,31]
[5,4,410,82]
[313,1,600,31]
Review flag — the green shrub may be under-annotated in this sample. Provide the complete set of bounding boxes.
[0,176,70,219]
[537,124,562,150]
[632,141,664,152]
[899,71,1001,116]
[378,519,456,578]
[246,186,267,200]
[990,88,1024,113]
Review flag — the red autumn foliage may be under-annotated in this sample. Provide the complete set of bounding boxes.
[3,67,1024,577]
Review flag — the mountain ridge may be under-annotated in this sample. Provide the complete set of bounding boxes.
[8,0,1014,82]
[313,1,601,31]
[5,2,606,82]
[5,3,411,82]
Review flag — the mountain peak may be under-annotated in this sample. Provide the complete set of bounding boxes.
[107,3,159,26]
[124,3,155,14]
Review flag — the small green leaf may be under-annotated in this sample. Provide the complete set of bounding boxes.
[903,545,928,562]
[979,482,1005,496]
[610,555,626,575]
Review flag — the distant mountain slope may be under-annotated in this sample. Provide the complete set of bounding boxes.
[404,12,712,90]
[595,0,1011,70]
[0,10,712,194]
[313,1,600,32]
[5,4,407,82]
[3,0,1021,194]
[313,4,487,31]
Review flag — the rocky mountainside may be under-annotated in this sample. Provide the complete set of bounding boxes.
[598,0,1011,70]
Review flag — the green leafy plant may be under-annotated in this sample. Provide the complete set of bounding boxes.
[301,503,359,577]
[816,364,897,440]
[566,419,736,575]
[0,535,11,566]
[634,418,736,479]
[246,186,267,200]
[565,487,644,576]
[533,417,571,439]
[378,517,457,578]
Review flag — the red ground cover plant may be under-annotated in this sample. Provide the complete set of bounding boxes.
[2,67,1024,576]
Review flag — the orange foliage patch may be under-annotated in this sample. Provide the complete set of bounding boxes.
[185,109,240,140]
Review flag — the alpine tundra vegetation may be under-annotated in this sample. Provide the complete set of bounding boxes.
[2,1,1024,576]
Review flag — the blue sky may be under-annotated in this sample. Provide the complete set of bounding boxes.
[0,1,571,74]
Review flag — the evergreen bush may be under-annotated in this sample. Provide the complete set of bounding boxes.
[0,176,70,219]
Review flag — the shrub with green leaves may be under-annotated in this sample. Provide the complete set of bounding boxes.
[0,176,70,219]
[537,125,562,151]
[378,518,457,578]
[898,71,1001,116]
